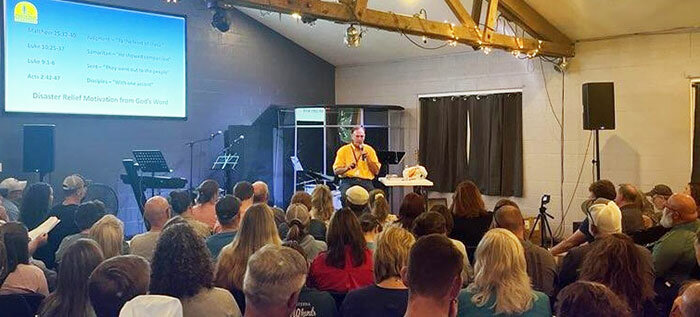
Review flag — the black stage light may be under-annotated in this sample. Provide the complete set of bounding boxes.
[211,8,230,32]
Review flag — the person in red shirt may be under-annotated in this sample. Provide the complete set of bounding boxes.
[309,207,373,293]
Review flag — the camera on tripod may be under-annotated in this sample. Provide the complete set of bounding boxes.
[541,194,551,206]
[529,193,554,248]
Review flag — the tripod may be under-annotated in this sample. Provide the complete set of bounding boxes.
[529,198,555,248]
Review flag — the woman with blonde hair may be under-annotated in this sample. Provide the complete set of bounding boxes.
[214,203,281,312]
[458,228,550,316]
[284,203,327,262]
[308,185,333,241]
[89,214,128,260]
[340,226,415,317]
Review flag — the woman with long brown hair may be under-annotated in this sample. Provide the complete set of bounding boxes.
[38,239,104,317]
[396,193,425,230]
[448,181,492,261]
[579,233,656,316]
[309,207,373,293]
[215,203,281,312]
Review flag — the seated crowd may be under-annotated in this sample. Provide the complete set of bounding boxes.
[3,174,700,317]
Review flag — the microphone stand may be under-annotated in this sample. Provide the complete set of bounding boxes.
[186,134,219,191]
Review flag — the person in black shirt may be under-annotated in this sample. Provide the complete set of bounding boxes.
[36,174,86,269]
[282,241,338,317]
[447,181,492,262]
[340,226,415,317]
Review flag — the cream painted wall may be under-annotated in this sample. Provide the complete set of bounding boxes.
[336,32,700,236]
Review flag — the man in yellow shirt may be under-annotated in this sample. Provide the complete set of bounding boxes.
[333,126,381,203]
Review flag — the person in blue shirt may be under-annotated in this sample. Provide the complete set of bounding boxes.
[206,195,240,260]
[458,228,550,317]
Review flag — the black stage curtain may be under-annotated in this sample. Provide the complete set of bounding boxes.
[419,93,523,196]
[419,97,470,192]
[692,85,700,182]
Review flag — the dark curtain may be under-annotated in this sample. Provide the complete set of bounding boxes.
[419,97,470,192]
[692,85,700,182]
[418,93,523,196]
[468,93,523,196]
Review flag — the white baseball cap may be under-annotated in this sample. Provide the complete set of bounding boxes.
[0,178,27,192]
[588,200,622,236]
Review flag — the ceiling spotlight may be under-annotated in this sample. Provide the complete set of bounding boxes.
[344,24,362,48]
[211,8,230,32]
[301,16,317,25]
[554,57,569,73]
[165,0,178,3]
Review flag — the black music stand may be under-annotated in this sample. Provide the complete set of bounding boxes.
[133,150,171,196]
[377,151,406,166]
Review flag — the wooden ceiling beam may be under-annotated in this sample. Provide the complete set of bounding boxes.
[219,0,574,57]
[493,0,572,44]
[444,0,478,29]
[471,0,483,27]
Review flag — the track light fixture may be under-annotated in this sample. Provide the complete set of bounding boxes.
[211,7,230,32]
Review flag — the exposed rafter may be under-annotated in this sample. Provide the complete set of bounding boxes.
[218,0,574,57]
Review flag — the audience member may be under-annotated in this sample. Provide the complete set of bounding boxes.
[493,198,519,211]
[38,239,104,316]
[88,255,151,317]
[493,205,556,297]
[252,181,285,225]
[551,179,617,255]
[402,234,462,317]
[89,214,128,260]
[0,236,8,286]
[309,208,373,293]
[430,204,454,236]
[192,179,220,230]
[448,181,491,262]
[369,189,397,227]
[615,184,645,234]
[233,181,255,219]
[36,175,86,269]
[411,211,471,284]
[359,213,381,251]
[206,195,241,260]
[281,241,338,316]
[291,190,313,211]
[151,222,241,316]
[242,244,308,317]
[309,185,333,241]
[579,233,656,316]
[282,203,327,262]
[344,186,369,216]
[55,200,105,267]
[130,196,170,262]
[119,295,183,317]
[556,281,632,317]
[558,199,623,290]
[458,229,550,316]
[19,182,53,230]
[341,226,414,317]
[396,192,425,230]
[215,203,282,312]
[168,189,211,239]
[685,183,700,211]
[646,184,673,219]
[0,177,26,215]
[0,222,48,296]
[653,193,700,284]
[675,282,700,317]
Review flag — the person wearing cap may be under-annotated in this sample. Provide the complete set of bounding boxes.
[130,196,171,262]
[0,177,26,221]
[346,185,370,216]
[557,199,652,293]
[648,184,674,211]
[37,174,88,268]
[333,126,381,203]
[653,193,700,285]
[206,195,241,260]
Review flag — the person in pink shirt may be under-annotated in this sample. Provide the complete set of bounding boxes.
[0,222,48,296]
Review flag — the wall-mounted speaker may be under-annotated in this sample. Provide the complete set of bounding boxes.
[582,82,615,130]
[23,124,55,173]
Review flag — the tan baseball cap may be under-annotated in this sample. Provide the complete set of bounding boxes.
[62,174,85,191]
[0,178,27,192]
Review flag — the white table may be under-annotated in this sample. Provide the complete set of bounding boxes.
[378,177,434,207]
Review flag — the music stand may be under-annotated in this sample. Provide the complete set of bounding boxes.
[377,151,406,165]
[211,154,240,171]
[132,150,171,173]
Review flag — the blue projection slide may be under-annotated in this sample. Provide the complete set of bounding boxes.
[3,0,186,117]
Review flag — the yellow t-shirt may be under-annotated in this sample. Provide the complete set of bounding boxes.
[333,143,381,180]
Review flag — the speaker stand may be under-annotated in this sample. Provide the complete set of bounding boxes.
[591,129,601,181]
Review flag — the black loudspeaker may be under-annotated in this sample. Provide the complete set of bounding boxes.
[582,82,615,130]
[23,124,55,173]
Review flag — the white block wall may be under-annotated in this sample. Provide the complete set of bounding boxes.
[336,33,700,235]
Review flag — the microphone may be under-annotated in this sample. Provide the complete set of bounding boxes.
[209,130,223,139]
[232,135,245,143]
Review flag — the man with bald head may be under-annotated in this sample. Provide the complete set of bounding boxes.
[615,184,644,234]
[653,193,700,284]
[494,205,556,297]
[130,196,171,261]
[252,181,285,225]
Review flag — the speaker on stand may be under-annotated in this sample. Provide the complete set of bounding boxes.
[582,82,615,180]
[23,124,56,182]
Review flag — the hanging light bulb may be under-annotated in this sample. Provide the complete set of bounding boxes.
[480,45,492,55]
[511,50,521,57]
[422,35,427,44]
[344,24,362,48]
